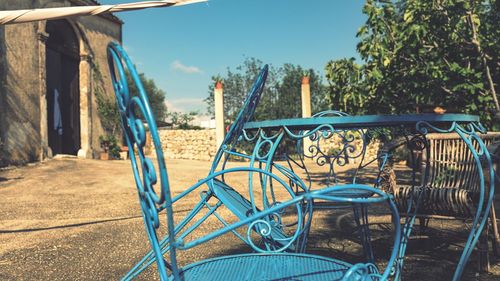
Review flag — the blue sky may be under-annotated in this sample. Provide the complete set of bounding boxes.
[100,0,366,113]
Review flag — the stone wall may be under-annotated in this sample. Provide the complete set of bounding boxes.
[159,129,217,161]
[157,129,382,164]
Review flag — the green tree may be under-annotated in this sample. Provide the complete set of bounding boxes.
[324,58,364,113]
[126,72,168,124]
[205,58,278,122]
[169,111,199,129]
[205,58,324,122]
[93,65,121,135]
[261,64,325,119]
[325,0,499,127]
[93,62,168,132]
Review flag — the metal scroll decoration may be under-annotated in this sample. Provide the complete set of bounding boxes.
[296,110,369,186]
[240,128,311,253]
[107,42,176,278]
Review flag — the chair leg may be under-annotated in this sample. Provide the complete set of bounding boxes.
[297,200,314,253]
[478,226,490,273]
[489,201,500,257]
[353,205,374,262]
[418,217,429,233]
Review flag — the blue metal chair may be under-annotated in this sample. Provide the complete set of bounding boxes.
[110,44,307,279]
[107,42,402,281]
[207,64,312,253]
[109,48,296,279]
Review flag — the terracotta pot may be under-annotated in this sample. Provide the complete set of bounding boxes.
[100,152,109,160]
[433,106,447,114]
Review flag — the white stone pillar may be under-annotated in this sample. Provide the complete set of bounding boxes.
[301,76,312,156]
[214,81,225,148]
[77,54,92,159]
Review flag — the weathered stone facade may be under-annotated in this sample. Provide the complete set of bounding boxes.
[159,129,217,161]
[0,0,122,166]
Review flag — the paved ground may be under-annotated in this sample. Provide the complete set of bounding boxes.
[0,158,499,280]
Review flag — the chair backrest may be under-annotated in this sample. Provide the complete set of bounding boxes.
[107,42,178,278]
[209,65,268,173]
[108,43,303,279]
[288,110,371,189]
[422,132,500,193]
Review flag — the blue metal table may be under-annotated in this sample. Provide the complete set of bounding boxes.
[244,113,479,130]
[242,113,495,281]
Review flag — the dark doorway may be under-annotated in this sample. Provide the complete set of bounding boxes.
[46,20,80,155]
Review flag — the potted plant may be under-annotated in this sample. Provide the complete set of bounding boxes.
[99,135,121,160]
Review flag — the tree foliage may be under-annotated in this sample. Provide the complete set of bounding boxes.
[325,58,364,113]
[325,0,499,127]
[169,111,200,129]
[126,72,168,124]
[205,58,325,123]
[93,63,168,135]
[93,65,121,135]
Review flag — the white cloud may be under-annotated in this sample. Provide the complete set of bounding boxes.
[170,60,203,74]
[165,98,206,113]
[164,100,183,113]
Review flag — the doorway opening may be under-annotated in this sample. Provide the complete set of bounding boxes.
[45,20,81,155]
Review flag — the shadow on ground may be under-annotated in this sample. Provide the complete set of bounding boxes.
[0,158,498,280]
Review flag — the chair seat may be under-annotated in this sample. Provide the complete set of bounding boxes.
[323,187,374,199]
[394,186,477,217]
[298,187,374,198]
[297,187,374,209]
[211,179,296,251]
[176,253,356,281]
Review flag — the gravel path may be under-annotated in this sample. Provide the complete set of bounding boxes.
[0,158,498,280]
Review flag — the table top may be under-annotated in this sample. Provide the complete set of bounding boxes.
[244,113,479,130]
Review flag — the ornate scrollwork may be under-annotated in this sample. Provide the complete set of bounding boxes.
[255,139,274,160]
[341,263,381,281]
[108,43,173,276]
[294,111,369,185]
[245,213,302,253]
[406,134,427,151]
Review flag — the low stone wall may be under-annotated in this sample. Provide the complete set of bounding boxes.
[157,129,381,162]
[159,129,217,161]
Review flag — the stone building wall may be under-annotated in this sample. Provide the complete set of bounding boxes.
[77,13,122,159]
[0,0,122,166]
[0,14,41,164]
[159,129,217,161]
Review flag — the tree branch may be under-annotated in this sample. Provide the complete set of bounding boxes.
[467,7,500,112]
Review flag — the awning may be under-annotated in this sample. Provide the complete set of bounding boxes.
[0,0,206,25]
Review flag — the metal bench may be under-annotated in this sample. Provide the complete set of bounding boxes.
[380,131,499,279]
[107,42,402,281]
